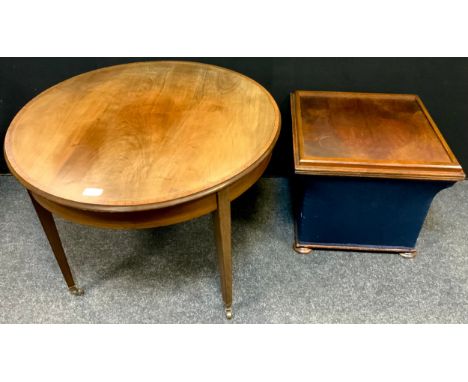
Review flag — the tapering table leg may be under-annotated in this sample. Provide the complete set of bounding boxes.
[213,189,233,319]
[28,191,84,296]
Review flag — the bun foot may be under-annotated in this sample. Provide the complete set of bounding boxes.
[293,243,312,255]
[225,306,233,320]
[68,286,84,296]
[399,251,417,259]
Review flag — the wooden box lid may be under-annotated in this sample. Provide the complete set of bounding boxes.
[291,91,465,181]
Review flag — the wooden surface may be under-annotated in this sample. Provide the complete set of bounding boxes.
[213,189,232,312]
[29,153,271,230]
[291,91,465,181]
[28,191,79,289]
[5,61,280,212]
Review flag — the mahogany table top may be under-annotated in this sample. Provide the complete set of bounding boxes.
[5,61,281,211]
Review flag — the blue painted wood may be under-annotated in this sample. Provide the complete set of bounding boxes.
[294,176,454,251]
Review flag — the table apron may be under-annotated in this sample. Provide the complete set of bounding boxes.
[29,153,271,229]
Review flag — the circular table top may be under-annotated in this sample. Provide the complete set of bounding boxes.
[5,61,280,212]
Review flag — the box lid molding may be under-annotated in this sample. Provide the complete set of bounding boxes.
[291,90,465,181]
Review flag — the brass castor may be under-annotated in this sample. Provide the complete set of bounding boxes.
[293,243,313,255]
[68,286,84,296]
[399,251,417,259]
[225,306,233,320]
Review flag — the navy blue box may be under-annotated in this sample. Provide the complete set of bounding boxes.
[291,91,465,256]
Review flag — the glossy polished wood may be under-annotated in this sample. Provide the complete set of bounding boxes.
[29,153,271,230]
[291,91,465,181]
[5,61,280,212]
[5,61,281,318]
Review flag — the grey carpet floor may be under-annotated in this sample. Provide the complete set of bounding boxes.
[0,174,467,323]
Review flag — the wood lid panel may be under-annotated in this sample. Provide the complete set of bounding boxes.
[291,91,464,181]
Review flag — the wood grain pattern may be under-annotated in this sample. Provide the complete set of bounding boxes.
[291,91,465,181]
[29,153,271,230]
[5,61,280,212]
[6,62,280,316]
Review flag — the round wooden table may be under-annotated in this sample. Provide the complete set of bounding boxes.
[4,61,280,319]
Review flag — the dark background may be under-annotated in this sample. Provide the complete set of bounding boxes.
[1,58,467,176]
